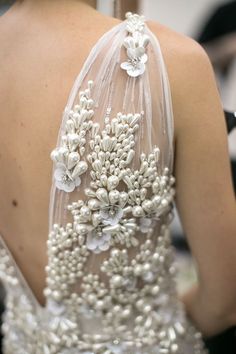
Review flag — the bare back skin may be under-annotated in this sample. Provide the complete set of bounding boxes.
[0,0,122,306]
[0,0,236,337]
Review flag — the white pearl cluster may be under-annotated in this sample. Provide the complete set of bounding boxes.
[51,80,94,192]
[64,107,176,255]
[0,13,208,351]
[121,12,150,77]
[0,247,18,287]
[34,76,208,353]
[44,223,89,302]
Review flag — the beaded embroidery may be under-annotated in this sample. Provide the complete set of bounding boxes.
[50,80,94,193]
[0,12,208,354]
[121,13,150,77]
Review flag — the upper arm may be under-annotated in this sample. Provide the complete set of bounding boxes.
[170,39,236,309]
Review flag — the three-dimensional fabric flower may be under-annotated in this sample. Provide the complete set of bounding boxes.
[86,227,111,253]
[54,163,81,193]
[121,15,150,77]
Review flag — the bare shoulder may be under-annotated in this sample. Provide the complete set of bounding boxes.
[146,21,217,138]
[146,20,213,79]
[146,21,206,55]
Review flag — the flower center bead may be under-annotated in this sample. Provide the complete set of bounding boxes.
[62,174,71,184]
[109,208,116,216]
[131,57,141,67]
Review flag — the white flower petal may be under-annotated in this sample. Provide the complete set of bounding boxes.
[100,206,124,226]
[54,164,67,182]
[107,217,119,226]
[96,238,105,247]
[86,227,111,253]
[139,63,146,73]
[107,213,123,226]
[56,179,75,193]
[93,247,102,254]
[99,242,110,251]
[141,53,148,64]
[127,64,145,77]
[86,235,97,250]
[102,233,111,242]
[120,61,133,71]
[65,182,76,192]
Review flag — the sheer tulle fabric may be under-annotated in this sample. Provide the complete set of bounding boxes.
[0,14,208,354]
[49,20,174,241]
[47,18,175,293]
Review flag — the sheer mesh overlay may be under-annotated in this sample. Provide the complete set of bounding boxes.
[0,12,208,354]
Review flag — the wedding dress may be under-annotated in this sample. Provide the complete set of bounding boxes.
[0,12,208,354]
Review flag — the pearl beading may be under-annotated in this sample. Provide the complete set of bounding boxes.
[121,12,150,77]
[0,225,207,354]
[50,80,94,193]
[0,12,208,354]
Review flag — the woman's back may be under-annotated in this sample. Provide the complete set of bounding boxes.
[0,0,121,305]
[0,0,178,309]
[0,1,236,354]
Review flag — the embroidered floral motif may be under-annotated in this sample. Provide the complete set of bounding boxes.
[50,88,176,260]
[0,229,208,354]
[100,205,124,226]
[51,80,94,192]
[0,74,195,353]
[0,10,209,354]
[0,11,209,354]
[121,13,150,77]
[120,49,147,77]
[54,163,82,192]
[86,226,111,253]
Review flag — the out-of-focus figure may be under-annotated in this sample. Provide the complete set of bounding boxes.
[197,3,236,353]
[198,0,236,192]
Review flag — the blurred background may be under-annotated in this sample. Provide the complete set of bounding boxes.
[0,0,236,353]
